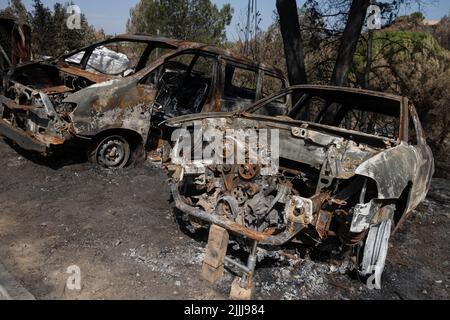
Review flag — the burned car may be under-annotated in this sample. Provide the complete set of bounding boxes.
[164,85,434,293]
[0,34,287,168]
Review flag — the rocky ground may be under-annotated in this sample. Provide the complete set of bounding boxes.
[0,138,448,300]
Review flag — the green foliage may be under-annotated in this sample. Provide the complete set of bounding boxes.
[431,13,450,51]
[410,11,425,21]
[394,11,425,27]
[230,8,450,171]
[355,31,448,68]
[0,0,98,57]
[127,0,233,44]
[30,0,97,57]
[0,0,29,23]
[354,27,450,167]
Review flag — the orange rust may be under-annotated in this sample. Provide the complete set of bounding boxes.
[40,85,73,95]
[136,85,157,104]
[1,99,35,111]
[223,220,279,241]
[223,169,235,192]
[58,64,114,83]
[315,210,333,239]
[34,133,65,145]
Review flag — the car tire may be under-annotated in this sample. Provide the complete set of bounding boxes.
[89,135,131,169]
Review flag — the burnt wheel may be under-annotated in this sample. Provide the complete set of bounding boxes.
[358,219,392,290]
[93,135,131,169]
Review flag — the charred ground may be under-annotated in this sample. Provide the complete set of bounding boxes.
[0,138,448,300]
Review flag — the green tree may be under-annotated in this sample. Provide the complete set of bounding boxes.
[127,0,233,44]
[30,0,53,56]
[51,2,96,54]
[431,13,450,50]
[30,0,96,57]
[352,27,450,174]
[0,0,29,23]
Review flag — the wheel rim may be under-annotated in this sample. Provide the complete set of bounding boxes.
[97,136,130,168]
[360,219,392,290]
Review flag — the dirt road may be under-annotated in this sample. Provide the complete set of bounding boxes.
[0,138,448,300]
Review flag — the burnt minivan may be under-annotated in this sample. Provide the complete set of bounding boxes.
[0,34,287,168]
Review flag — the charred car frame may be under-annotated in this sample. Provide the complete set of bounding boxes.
[0,30,435,293]
[164,85,435,290]
[0,34,287,168]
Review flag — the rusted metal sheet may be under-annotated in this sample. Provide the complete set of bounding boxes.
[0,119,48,153]
[0,95,35,111]
[34,132,65,145]
[40,85,73,95]
[316,210,334,239]
[58,65,114,84]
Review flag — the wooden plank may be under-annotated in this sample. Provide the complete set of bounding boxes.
[201,263,225,284]
[230,277,254,300]
[201,225,229,283]
[203,225,229,268]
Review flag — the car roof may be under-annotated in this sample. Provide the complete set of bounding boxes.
[282,85,404,116]
[102,34,285,77]
[288,85,402,101]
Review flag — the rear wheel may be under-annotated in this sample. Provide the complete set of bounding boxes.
[91,135,131,169]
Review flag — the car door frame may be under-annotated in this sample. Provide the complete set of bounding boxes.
[406,102,435,211]
[150,49,221,115]
[60,39,159,76]
[218,58,263,112]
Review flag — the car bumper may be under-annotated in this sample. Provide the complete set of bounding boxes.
[170,183,304,246]
[0,118,48,153]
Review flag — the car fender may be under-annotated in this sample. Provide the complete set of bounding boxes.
[355,143,417,199]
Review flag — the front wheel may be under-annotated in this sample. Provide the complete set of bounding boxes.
[359,219,392,290]
[90,135,131,169]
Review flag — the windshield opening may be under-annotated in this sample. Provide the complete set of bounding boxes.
[250,88,401,139]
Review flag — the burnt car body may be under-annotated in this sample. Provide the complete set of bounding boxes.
[164,85,434,290]
[0,34,287,168]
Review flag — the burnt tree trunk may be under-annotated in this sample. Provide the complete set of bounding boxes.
[276,0,307,86]
[331,0,370,86]
[363,30,374,89]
